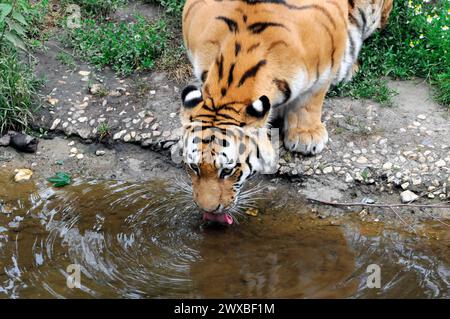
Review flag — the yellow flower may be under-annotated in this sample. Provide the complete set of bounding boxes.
[409,41,415,48]
[427,16,433,23]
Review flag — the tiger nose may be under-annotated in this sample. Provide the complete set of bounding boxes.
[198,203,220,213]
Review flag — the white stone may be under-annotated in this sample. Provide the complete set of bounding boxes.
[345,173,354,183]
[76,154,84,160]
[68,141,75,146]
[123,134,131,142]
[95,150,106,156]
[78,117,88,123]
[113,130,127,140]
[14,169,33,182]
[323,167,333,174]
[417,114,427,120]
[435,159,446,167]
[50,118,61,130]
[400,190,419,203]
[356,156,368,164]
[70,147,78,153]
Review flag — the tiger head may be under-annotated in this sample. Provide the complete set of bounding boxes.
[177,81,278,224]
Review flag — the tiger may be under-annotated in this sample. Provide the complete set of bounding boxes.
[178,0,394,224]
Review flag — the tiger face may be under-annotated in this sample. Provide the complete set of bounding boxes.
[178,85,277,224]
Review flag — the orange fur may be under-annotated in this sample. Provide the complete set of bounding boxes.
[180,0,393,215]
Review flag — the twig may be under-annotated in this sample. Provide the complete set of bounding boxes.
[307,198,450,209]
[389,207,416,233]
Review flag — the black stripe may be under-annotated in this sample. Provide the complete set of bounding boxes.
[216,121,242,126]
[227,63,235,87]
[238,60,267,87]
[216,16,239,32]
[216,54,224,80]
[217,112,236,120]
[348,0,355,8]
[358,8,367,33]
[247,43,260,53]
[201,70,208,82]
[203,104,215,112]
[273,79,291,105]
[221,87,227,97]
[235,42,241,56]
[247,22,288,34]
[219,105,240,114]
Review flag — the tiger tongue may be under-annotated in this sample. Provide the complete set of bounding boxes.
[202,212,234,225]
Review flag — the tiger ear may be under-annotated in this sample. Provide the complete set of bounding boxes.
[246,95,271,118]
[181,85,203,108]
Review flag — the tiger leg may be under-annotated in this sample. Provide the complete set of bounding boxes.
[283,86,329,155]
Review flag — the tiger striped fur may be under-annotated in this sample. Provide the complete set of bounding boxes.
[179,0,393,220]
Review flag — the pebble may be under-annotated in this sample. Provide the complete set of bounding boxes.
[78,117,88,123]
[435,159,446,167]
[95,150,106,156]
[356,156,368,164]
[76,154,84,160]
[400,190,419,203]
[323,167,333,174]
[50,118,61,130]
[113,130,127,140]
[70,147,78,153]
[123,134,131,142]
[78,70,90,76]
[417,114,427,120]
[345,173,354,183]
[68,141,75,146]
[14,169,33,182]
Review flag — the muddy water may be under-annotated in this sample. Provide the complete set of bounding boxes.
[0,171,449,298]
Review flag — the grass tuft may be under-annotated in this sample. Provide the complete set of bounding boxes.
[330,0,450,107]
[64,16,168,76]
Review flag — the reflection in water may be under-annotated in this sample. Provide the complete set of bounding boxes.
[0,171,449,298]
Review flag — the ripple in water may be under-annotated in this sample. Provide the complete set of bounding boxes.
[0,174,449,298]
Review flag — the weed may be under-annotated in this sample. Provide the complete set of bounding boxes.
[56,51,76,70]
[64,16,168,76]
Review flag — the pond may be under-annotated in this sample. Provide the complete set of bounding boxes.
[0,171,449,298]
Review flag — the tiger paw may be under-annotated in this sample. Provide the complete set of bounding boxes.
[284,123,328,155]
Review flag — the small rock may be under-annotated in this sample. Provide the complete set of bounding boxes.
[382,162,393,170]
[417,114,427,120]
[323,167,333,174]
[68,141,75,146]
[401,182,410,190]
[345,173,354,183]
[435,159,446,168]
[95,150,106,156]
[356,156,368,164]
[70,147,78,153]
[14,169,33,182]
[113,130,127,140]
[89,83,105,95]
[76,154,84,160]
[152,131,162,137]
[400,190,419,203]
[47,97,59,106]
[50,118,61,130]
[123,134,131,142]
[78,117,88,123]
[78,70,91,76]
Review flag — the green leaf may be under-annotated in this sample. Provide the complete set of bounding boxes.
[47,172,72,187]
[0,4,12,22]
[12,11,27,26]
[6,17,26,36]
[4,31,26,51]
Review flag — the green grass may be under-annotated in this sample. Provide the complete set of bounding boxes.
[64,16,168,76]
[0,51,40,133]
[330,0,450,107]
[61,0,127,17]
[144,0,184,15]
